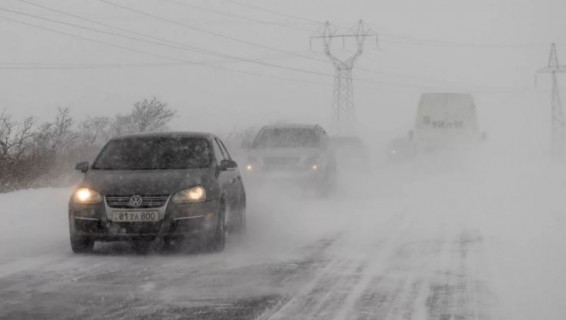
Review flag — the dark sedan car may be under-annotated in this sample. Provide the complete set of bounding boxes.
[69,132,246,253]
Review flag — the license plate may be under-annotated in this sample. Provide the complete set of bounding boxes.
[112,211,159,222]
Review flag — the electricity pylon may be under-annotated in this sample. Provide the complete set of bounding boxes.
[311,20,377,134]
[537,43,566,156]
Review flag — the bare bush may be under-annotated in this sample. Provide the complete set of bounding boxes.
[78,116,111,147]
[0,111,37,191]
[0,98,177,192]
[0,112,36,162]
[110,97,175,136]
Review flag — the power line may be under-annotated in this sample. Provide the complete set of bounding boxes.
[225,0,322,26]
[0,8,416,88]
[5,3,533,92]
[0,60,254,70]
[226,1,547,49]
[18,0,303,65]
[1,4,332,78]
[22,0,349,77]
[162,0,312,32]
[19,0,180,46]
[380,33,547,49]
[100,0,331,69]
[0,14,332,85]
[98,1,506,90]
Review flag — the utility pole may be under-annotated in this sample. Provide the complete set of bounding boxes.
[537,43,566,156]
[311,20,377,134]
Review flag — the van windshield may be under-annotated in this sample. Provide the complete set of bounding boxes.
[92,137,211,170]
[252,128,321,148]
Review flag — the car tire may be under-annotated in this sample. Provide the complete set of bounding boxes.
[230,195,247,235]
[70,235,94,254]
[206,201,226,252]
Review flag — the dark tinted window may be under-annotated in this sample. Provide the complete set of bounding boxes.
[252,128,321,148]
[92,137,211,170]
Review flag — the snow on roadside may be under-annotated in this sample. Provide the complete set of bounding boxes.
[0,188,72,275]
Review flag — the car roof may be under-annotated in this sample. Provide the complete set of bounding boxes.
[330,136,363,142]
[113,131,216,141]
[260,124,326,132]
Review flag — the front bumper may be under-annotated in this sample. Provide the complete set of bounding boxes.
[69,198,219,241]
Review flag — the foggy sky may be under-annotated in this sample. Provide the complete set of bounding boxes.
[1,0,565,150]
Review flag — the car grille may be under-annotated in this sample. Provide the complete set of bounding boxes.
[263,156,300,167]
[111,222,162,234]
[105,195,169,208]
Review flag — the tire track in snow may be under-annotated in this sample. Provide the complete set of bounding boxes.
[263,213,497,320]
[263,212,410,320]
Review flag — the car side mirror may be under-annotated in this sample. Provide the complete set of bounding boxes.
[219,159,238,171]
[75,161,89,173]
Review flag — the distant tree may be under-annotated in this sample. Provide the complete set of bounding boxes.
[0,99,177,192]
[110,97,175,136]
[0,111,37,191]
[0,111,36,162]
[32,107,75,155]
[78,116,110,146]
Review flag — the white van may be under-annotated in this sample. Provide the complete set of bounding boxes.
[413,93,482,152]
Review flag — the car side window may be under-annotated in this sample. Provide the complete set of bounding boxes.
[212,139,226,165]
[217,138,232,160]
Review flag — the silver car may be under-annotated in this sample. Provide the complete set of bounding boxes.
[244,124,337,194]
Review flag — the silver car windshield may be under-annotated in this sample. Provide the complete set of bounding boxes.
[92,137,211,170]
[252,128,321,148]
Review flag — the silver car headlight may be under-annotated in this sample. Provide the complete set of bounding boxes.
[172,186,207,203]
[73,187,103,205]
[306,156,323,171]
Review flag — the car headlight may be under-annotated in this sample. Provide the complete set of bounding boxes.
[245,158,258,171]
[307,156,323,170]
[172,186,207,203]
[73,187,102,204]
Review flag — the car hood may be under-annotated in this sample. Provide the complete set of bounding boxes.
[82,168,215,195]
[247,147,325,169]
[249,147,321,159]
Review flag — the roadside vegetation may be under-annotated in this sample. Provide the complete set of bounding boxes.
[0,97,175,192]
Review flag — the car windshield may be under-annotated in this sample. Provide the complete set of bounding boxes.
[252,128,321,148]
[92,137,211,170]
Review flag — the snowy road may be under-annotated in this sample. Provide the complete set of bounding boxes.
[1,153,566,320]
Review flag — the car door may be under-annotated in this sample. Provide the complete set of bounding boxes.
[217,138,244,200]
[212,138,239,212]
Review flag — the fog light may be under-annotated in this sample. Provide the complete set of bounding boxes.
[246,164,253,171]
[311,164,318,170]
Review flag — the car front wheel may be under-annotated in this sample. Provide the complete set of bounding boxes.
[70,235,94,254]
[230,195,247,234]
[204,202,226,252]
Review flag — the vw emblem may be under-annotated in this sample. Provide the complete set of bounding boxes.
[128,195,143,207]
